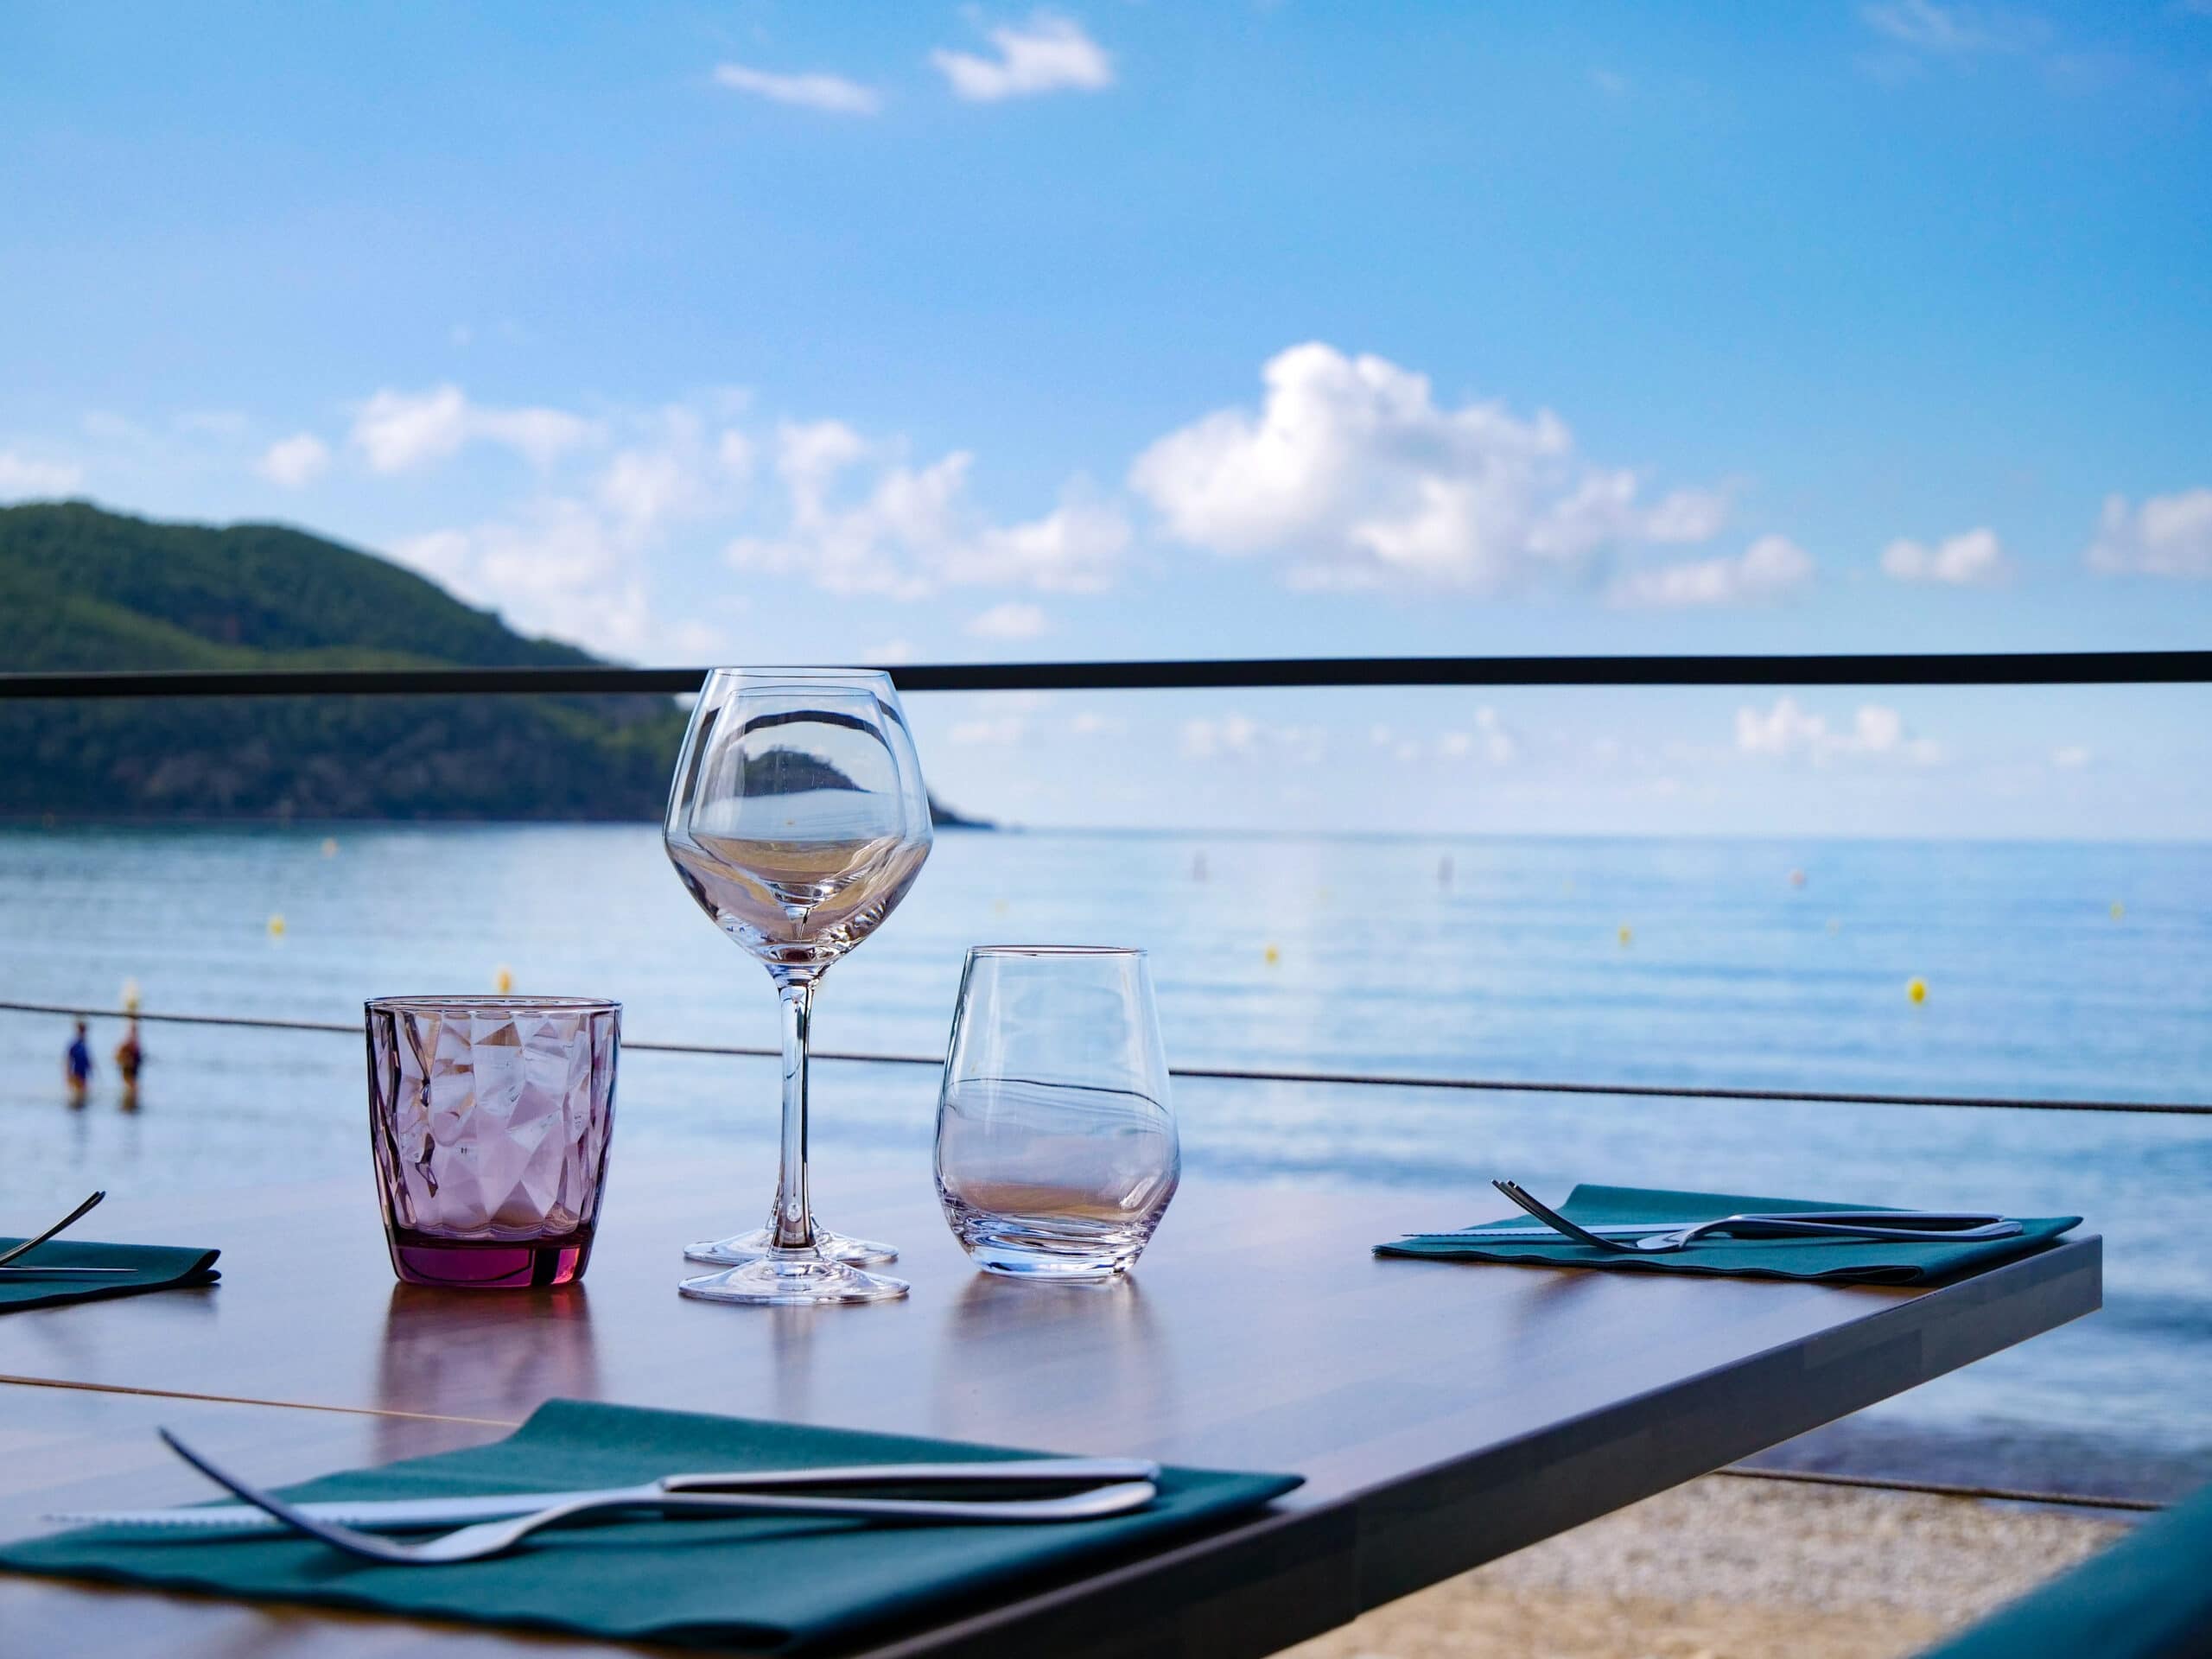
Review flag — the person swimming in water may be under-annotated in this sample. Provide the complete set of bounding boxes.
[65,1020,92,1109]
[115,1019,143,1111]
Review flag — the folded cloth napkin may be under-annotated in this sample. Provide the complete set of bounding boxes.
[1375,1184,2081,1285]
[0,1399,1302,1654]
[0,1238,219,1313]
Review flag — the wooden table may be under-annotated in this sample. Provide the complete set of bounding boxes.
[0,1159,2101,1656]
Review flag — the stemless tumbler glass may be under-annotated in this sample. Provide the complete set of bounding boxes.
[664,669,933,1306]
[366,995,620,1288]
[936,947,1179,1280]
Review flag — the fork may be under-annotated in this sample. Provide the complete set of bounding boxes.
[0,1191,106,1270]
[1490,1181,2019,1255]
[157,1430,1160,1566]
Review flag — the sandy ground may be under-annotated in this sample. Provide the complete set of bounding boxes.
[1283,1473,2130,1659]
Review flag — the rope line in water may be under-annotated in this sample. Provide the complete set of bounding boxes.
[1720,1465,2165,1513]
[3,1000,2205,1116]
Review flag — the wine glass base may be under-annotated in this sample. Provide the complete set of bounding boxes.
[678,1252,909,1306]
[683,1225,898,1267]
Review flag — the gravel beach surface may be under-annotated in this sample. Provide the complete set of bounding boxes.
[1286,1473,2130,1659]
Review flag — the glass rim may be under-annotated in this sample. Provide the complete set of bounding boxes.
[696,665,895,683]
[966,944,1146,959]
[365,995,621,1015]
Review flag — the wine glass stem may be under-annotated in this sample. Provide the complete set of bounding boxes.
[771,976,817,1252]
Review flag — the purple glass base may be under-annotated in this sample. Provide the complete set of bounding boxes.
[386,1228,594,1288]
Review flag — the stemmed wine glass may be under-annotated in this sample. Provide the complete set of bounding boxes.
[664,669,933,1305]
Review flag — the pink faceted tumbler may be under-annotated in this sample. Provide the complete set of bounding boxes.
[366,995,620,1288]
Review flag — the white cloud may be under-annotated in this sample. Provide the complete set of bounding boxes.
[352,385,599,474]
[1609,535,1814,608]
[1880,526,2010,586]
[1181,712,1324,765]
[950,715,1029,747]
[2086,489,2212,579]
[729,421,1127,598]
[966,600,1050,639]
[713,61,880,116]
[257,433,330,489]
[1129,342,1733,594]
[1860,1,2046,54]
[863,639,918,665]
[0,450,84,499]
[1592,67,1630,95]
[2052,745,2091,769]
[931,12,1114,102]
[1070,710,1126,737]
[1735,697,1943,766]
[389,500,662,658]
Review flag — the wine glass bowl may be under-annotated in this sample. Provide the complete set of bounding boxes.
[663,670,933,1304]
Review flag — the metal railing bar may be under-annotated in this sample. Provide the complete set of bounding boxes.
[5,1001,2205,1116]
[3,651,2212,699]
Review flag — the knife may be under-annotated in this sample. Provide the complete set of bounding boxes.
[44,1456,1166,1533]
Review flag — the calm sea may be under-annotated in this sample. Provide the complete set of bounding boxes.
[3,823,2208,1497]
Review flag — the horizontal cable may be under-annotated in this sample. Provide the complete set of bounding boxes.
[4,1000,2205,1116]
[1718,1465,2164,1513]
[4,651,2212,700]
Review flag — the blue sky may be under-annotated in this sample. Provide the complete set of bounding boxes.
[3,2,2209,835]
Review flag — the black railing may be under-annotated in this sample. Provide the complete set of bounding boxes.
[5,650,2212,698]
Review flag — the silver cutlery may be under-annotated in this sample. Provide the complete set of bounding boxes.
[153,1431,1158,1565]
[52,1454,1166,1533]
[1404,1212,2009,1243]
[0,1190,106,1271]
[1491,1181,2021,1255]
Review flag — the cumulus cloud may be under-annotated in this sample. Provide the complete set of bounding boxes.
[0,450,84,499]
[931,12,1114,101]
[2052,745,2091,769]
[1609,535,1815,608]
[728,420,1128,598]
[713,61,880,116]
[257,433,330,489]
[1129,343,1736,594]
[966,600,1049,639]
[352,385,600,474]
[1736,697,1942,766]
[2086,489,2212,579]
[1880,526,2010,586]
[390,502,661,658]
[950,715,1030,747]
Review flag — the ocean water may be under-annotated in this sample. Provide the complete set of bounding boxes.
[2,822,2207,1497]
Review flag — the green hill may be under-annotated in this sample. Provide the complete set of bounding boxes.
[0,501,982,825]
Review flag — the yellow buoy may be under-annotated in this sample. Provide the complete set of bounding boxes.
[120,977,143,1014]
[267,912,286,938]
[494,965,514,994]
[1263,944,1281,965]
[321,836,340,858]
[991,898,1010,917]
[1617,925,1633,947]
[2110,901,2126,921]
[1907,976,1928,1005]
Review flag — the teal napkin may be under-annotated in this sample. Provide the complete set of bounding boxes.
[1916,1480,2212,1658]
[0,1237,219,1313]
[0,1400,1302,1653]
[1376,1184,2080,1285]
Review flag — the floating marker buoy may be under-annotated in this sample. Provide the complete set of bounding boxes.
[1907,976,1928,1005]
[267,912,286,938]
[2110,901,2126,921]
[494,965,514,994]
[1263,944,1281,965]
[1789,868,1807,888]
[991,898,1010,917]
[1618,925,1633,947]
[321,836,340,858]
